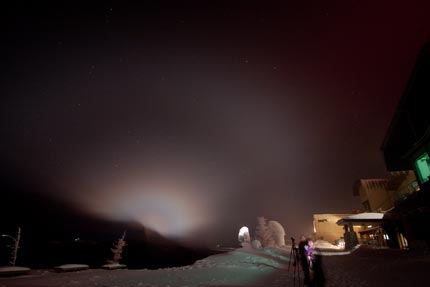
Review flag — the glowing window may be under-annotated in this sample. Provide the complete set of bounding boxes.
[415,152,430,183]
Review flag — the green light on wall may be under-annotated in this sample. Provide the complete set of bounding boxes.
[415,152,430,183]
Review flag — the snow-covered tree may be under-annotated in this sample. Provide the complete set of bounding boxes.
[109,231,127,264]
[251,239,262,249]
[255,217,275,247]
[238,226,251,246]
[268,221,286,247]
[1,227,21,266]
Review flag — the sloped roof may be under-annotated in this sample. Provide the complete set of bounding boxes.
[342,213,384,220]
[336,212,385,225]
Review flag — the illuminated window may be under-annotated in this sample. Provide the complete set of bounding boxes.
[415,152,430,183]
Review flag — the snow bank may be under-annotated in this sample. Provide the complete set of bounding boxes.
[0,247,294,286]
[54,264,89,272]
[314,244,361,256]
[314,240,344,250]
[102,263,127,270]
[0,266,30,276]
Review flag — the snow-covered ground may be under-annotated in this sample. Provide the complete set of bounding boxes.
[0,246,291,287]
[1,246,429,287]
[313,240,344,250]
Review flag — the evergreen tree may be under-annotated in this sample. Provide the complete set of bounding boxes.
[109,231,127,264]
[255,217,275,247]
[1,227,21,266]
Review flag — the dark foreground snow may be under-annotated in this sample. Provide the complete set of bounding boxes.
[322,247,430,287]
[0,246,429,287]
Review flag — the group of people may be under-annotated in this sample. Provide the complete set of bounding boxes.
[297,235,324,287]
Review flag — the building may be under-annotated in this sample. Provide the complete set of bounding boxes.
[348,172,417,249]
[315,171,417,249]
[313,214,354,244]
[337,213,389,249]
[381,42,430,250]
[313,43,430,250]
[354,178,389,212]
[353,173,418,213]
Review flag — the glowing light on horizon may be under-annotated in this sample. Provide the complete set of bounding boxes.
[75,173,220,239]
[122,191,207,237]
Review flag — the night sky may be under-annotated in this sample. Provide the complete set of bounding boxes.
[1,1,430,246]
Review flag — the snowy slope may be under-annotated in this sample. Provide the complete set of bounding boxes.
[0,246,293,287]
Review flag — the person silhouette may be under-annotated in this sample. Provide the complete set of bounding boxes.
[306,239,325,287]
[298,235,310,286]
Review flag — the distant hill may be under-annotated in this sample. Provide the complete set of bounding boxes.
[0,166,221,268]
